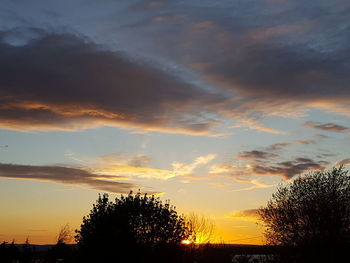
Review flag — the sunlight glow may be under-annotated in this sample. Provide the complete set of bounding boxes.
[181,239,191,245]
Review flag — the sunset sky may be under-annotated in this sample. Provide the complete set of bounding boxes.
[1,0,350,245]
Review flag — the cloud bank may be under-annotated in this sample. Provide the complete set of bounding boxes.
[0,0,350,134]
[0,163,138,193]
[0,30,223,135]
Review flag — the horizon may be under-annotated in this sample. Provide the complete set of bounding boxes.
[1,0,350,246]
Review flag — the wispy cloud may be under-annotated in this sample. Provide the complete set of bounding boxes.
[229,119,287,134]
[68,152,216,181]
[304,122,350,133]
[172,154,216,177]
[231,178,275,192]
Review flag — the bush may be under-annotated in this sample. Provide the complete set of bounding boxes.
[75,192,190,262]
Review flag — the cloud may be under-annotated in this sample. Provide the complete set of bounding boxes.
[266,137,322,151]
[252,158,329,179]
[229,119,287,134]
[237,150,277,161]
[266,142,293,151]
[209,164,236,174]
[0,163,141,194]
[95,154,151,168]
[231,178,275,192]
[1,0,350,135]
[152,0,350,119]
[209,164,276,191]
[90,165,176,180]
[296,139,315,145]
[211,139,329,180]
[0,29,224,135]
[304,121,350,133]
[172,154,216,176]
[67,153,215,181]
[207,126,332,185]
[229,209,260,221]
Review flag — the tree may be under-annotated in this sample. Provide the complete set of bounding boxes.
[259,167,350,261]
[48,224,74,263]
[75,192,191,262]
[185,212,214,244]
[57,224,73,244]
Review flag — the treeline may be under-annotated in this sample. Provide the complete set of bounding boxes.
[0,240,75,263]
[0,241,278,263]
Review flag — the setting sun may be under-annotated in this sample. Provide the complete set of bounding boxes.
[181,240,191,245]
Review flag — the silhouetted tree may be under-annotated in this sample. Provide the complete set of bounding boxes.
[48,224,74,262]
[21,237,34,263]
[57,224,73,245]
[259,167,350,262]
[75,191,191,262]
[186,212,214,244]
[0,241,19,263]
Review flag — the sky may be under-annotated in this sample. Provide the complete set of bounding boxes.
[1,0,350,245]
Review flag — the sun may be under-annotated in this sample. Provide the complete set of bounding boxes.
[181,239,191,245]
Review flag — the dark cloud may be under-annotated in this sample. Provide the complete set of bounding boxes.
[118,0,350,119]
[1,0,350,134]
[0,163,139,193]
[266,137,322,151]
[217,136,330,180]
[237,150,277,161]
[0,29,224,135]
[304,121,350,133]
[252,158,328,179]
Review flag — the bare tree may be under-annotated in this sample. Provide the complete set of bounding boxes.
[186,212,215,244]
[57,224,73,244]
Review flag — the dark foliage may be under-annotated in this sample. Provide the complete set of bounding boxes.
[259,167,350,262]
[75,191,191,262]
[0,241,19,263]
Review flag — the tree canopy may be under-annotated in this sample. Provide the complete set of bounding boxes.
[259,167,350,261]
[75,192,190,262]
